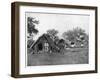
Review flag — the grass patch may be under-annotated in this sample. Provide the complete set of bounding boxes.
[27,48,88,66]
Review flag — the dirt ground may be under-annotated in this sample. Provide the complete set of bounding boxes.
[27,48,88,66]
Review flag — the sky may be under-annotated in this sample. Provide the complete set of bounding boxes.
[26,12,89,40]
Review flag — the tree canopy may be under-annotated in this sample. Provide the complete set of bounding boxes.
[47,29,59,41]
[62,27,88,47]
[47,29,58,37]
[27,17,39,35]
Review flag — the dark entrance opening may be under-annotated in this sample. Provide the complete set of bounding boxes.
[38,43,43,51]
[71,42,74,45]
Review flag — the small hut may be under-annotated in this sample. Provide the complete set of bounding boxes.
[31,34,59,53]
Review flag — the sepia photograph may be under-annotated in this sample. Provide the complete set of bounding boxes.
[26,12,89,66]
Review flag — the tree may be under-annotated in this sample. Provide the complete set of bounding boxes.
[62,27,88,47]
[47,29,58,36]
[27,17,39,36]
[27,17,39,50]
[47,29,59,41]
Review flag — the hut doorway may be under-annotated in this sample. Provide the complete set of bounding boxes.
[38,43,43,51]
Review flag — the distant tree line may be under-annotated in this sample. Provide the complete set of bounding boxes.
[46,27,88,49]
[62,27,88,48]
